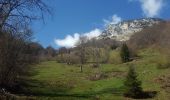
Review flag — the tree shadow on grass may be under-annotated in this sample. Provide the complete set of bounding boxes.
[15,77,93,99]
[124,91,157,99]
[19,79,69,93]
[11,68,75,97]
[140,91,157,99]
[17,78,125,99]
[28,86,125,99]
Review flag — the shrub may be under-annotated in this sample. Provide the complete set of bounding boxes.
[108,50,121,64]
[0,31,35,91]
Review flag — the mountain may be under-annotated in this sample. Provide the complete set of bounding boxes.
[99,18,164,41]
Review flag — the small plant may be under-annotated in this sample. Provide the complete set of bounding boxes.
[124,66,143,98]
[120,43,130,63]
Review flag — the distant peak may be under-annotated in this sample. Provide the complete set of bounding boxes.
[99,18,164,41]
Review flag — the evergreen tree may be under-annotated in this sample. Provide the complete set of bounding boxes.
[120,43,130,63]
[124,66,143,98]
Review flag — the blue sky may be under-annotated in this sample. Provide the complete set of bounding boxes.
[32,0,170,48]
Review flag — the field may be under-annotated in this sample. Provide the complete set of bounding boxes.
[23,49,170,100]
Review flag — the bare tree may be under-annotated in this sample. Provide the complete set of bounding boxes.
[45,46,56,60]
[77,36,88,72]
[91,38,100,67]
[0,0,51,31]
[57,47,68,63]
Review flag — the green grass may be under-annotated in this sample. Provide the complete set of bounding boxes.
[23,48,170,100]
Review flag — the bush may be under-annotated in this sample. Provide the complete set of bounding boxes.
[0,31,36,91]
[108,50,121,64]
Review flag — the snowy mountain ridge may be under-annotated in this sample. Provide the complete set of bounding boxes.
[99,18,164,41]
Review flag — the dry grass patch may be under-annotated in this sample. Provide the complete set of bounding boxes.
[154,75,170,93]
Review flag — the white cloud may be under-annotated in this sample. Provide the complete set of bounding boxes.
[103,14,122,26]
[130,0,165,17]
[84,29,102,39]
[54,29,101,48]
[54,33,80,48]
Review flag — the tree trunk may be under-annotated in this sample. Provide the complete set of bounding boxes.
[80,65,83,72]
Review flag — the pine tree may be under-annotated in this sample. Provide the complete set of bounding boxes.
[120,43,130,63]
[124,66,143,98]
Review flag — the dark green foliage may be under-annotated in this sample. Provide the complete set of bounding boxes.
[120,43,130,63]
[124,66,143,98]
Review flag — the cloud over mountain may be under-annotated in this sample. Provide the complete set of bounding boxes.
[54,14,122,48]
[103,14,122,26]
[130,0,165,17]
[54,29,101,48]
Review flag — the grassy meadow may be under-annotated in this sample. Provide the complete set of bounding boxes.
[18,48,170,100]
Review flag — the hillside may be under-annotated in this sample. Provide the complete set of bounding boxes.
[128,21,170,50]
[7,48,169,100]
